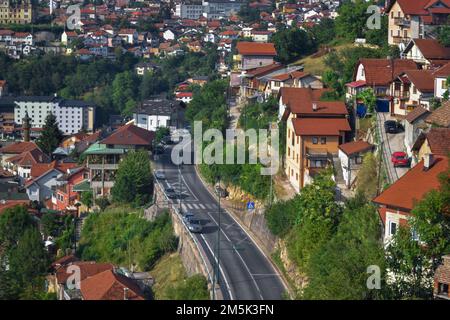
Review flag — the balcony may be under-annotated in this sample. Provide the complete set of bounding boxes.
[88,163,119,170]
[393,90,410,100]
[306,147,330,159]
[392,36,409,44]
[393,17,410,27]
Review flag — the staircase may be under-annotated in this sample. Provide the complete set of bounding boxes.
[75,216,85,243]
[332,155,345,185]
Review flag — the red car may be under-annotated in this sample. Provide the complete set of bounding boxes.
[391,152,410,167]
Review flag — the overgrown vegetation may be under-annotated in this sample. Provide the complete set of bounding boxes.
[79,208,177,271]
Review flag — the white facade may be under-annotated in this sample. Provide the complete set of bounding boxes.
[163,30,175,41]
[14,98,95,134]
[133,113,170,132]
[435,76,449,99]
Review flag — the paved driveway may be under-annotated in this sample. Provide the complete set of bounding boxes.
[376,113,410,183]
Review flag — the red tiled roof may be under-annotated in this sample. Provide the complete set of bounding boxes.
[403,69,435,92]
[358,59,418,86]
[425,128,450,155]
[6,147,49,167]
[56,261,114,284]
[338,140,374,156]
[405,105,430,123]
[292,118,351,136]
[346,80,366,88]
[245,62,283,77]
[0,142,37,154]
[432,62,450,77]
[280,88,347,116]
[426,100,450,127]
[80,269,145,300]
[413,39,450,60]
[373,156,448,211]
[100,123,154,146]
[388,0,450,15]
[236,41,277,56]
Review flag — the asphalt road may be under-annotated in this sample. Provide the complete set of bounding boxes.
[153,142,287,300]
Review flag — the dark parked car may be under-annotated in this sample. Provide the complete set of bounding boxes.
[182,212,195,224]
[384,120,403,134]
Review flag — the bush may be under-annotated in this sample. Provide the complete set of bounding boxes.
[164,274,209,300]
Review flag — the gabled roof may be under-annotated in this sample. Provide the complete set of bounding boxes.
[0,141,37,154]
[280,87,347,116]
[387,0,450,15]
[100,124,154,146]
[409,39,450,61]
[56,261,114,284]
[357,59,418,86]
[236,41,277,56]
[405,105,430,124]
[292,118,351,136]
[338,140,374,156]
[245,62,283,78]
[373,156,448,211]
[80,269,145,300]
[6,147,49,167]
[402,70,435,93]
[432,62,450,77]
[424,128,450,155]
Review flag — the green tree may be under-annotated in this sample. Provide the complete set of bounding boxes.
[81,190,93,211]
[36,113,64,155]
[335,0,373,41]
[302,195,386,300]
[437,19,450,46]
[356,153,379,199]
[272,27,316,63]
[357,88,377,114]
[96,196,110,212]
[111,150,153,206]
[309,18,336,45]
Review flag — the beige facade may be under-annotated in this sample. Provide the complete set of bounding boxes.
[0,0,34,24]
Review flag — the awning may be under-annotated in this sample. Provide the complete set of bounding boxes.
[73,180,91,192]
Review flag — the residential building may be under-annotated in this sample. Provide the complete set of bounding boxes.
[350,58,419,112]
[390,69,434,116]
[134,62,158,76]
[279,87,351,192]
[434,255,450,300]
[14,96,96,134]
[3,146,50,181]
[202,0,244,19]
[433,63,450,99]
[373,154,448,244]
[411,128,450,163]
[133,99,186,132]
[83,124,154,198]
[425,100,450,127]
[51,167,89,212]
[338,140,374,189]
[234,42,277,71]
[0,0,35,24]
[176,0,203,19]
[403,105,430,157]
[25,161,78,202]
[402,39,450,69]
[50,259,149,300]
[387,0,450,49]
[118,29,138,44]
[0,141,36,167]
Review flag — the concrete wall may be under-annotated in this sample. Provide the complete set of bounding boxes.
[146,183,218,299]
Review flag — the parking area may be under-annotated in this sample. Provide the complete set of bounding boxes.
[377,113,410,183]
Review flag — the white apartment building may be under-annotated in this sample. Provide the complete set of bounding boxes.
[14,96,95,135]
[133,99,185,132]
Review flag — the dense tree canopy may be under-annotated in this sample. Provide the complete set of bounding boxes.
[36,113,64,156]
[272,27,317,63]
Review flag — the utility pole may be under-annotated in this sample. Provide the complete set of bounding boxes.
[212,176,221,300]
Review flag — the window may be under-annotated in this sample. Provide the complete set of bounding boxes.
[312,137,318,144]
[320,137,326,144]
[413,86,417,94]
[389,221,397,236]
[442,79,448,89]
[355,156,363,164]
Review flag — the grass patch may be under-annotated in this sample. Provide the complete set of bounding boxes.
[150,253,187,300]
[293,43,356,76]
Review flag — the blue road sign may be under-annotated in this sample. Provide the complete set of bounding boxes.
[247,201,255,211]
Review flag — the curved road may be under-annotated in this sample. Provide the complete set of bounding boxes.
[154,143,287,300]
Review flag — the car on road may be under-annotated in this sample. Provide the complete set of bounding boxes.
[154,170,166,179]
[391,152,410,167]
[214,185,229,198]
[187,219,203,233]
[182,212,195,223]
[166,192,179,199]
[165,187,175,193]
[384,120,403,134]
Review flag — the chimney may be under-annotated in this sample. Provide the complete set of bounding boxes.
[123,287,129,300]
[423,153,434,171]
[312,103,317,111]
